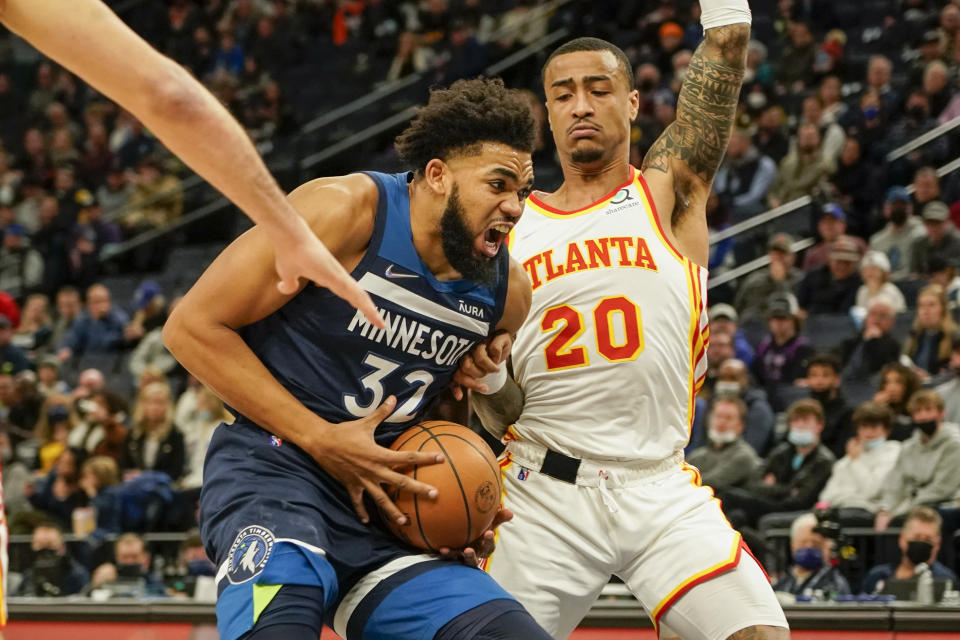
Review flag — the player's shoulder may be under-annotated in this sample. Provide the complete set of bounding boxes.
[288,173,379,253]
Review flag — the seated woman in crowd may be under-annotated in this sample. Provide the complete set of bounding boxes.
[903,284,956,379]
[32,396,77,475]
[125,381,185,482]
[873,363,923,440]
[25,447,86,531]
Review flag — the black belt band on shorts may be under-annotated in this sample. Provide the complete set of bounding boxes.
[540,448,582,484]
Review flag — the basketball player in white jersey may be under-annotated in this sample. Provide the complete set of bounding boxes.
[0,0,381,326]
[454,2,790,639]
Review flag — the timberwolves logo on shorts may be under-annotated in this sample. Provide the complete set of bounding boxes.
[226,525,275,584]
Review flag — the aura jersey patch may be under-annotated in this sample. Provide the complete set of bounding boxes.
[227,525,276,584]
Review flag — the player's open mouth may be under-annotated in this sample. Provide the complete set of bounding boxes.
[481,222,512,258]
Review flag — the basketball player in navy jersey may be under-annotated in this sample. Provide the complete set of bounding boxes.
[164,78,551,640]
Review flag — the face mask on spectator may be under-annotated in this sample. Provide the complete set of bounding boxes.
[908,105,928,121]
[864,436,886,452]
[905,540,934,565]
[793,547,823,570]
[116,563,145,579]
[787,428,816,447]
[862,106,879,121]
[708,428,738,445]
[810,389,832,404]
[196,410,213,422]
[187,559,216,577]
[714,381,741,396]
[890,206,908,226]
[913,420,937,437]
[33,548,67,597]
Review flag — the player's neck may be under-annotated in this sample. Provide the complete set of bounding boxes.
[547,157,632,211]
[409,183,460,281]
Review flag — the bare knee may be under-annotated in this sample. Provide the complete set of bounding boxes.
[727,625,790,640]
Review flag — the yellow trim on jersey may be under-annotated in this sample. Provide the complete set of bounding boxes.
[638,177,684,265]
[482,453,513,575]
[684,261,699,438]
[650,531,743,628]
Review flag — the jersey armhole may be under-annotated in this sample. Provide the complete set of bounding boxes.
[351,171,392,278]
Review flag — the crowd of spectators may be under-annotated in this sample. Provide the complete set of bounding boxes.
[2,0,960,602]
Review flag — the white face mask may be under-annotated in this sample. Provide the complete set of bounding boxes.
[714,381,742,396]
[708,428,738,445]
[864,436,886,452]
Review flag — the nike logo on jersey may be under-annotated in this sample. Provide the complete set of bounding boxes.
[385,264,418,279]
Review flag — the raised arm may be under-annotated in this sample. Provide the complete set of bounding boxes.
[0,0,381,326]
[641,1,750,265]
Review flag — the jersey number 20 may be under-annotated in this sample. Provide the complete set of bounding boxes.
[541,295,644,370]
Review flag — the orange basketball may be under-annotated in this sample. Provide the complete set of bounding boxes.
[385,421,502,552]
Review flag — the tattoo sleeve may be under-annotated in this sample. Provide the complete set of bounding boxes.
[642,24,749,187]
[471,375,524,440]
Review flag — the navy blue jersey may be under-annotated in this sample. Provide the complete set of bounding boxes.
[237,171,509,446]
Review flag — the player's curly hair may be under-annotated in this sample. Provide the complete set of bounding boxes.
[395,77,537,174]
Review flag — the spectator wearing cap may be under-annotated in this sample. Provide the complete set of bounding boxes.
[37,355,69,396]
[910,201,960,276]
[713,126,777,220]
[767,123,835,208]
[734,233,802,324]
[856,251,907,313]
[875,390,960,531]
[839,295,903,383]
[803,204,865,271]
[0,315,33,374]
[0,223,44,300]
[751,293,815,410]
[654,22,686,77]
[904,284,957,377]
[870,186,926,280]
[57,284,129,363]
[797,236,863,315]
[708,304,754,366]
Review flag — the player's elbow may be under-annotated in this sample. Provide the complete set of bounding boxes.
[150,62,207,123]
[162,305,191,360]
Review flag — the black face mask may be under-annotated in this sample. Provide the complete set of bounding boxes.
[810,389,833,404]
[890,206,908,226]
[33,548,67,597]
[905,540,934,565]
[116,563,145,579]
[908,106,929,121]
[639,79,655,92]
[914,420,938,437]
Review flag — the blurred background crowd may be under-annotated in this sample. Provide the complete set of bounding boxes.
[1,0,960,604]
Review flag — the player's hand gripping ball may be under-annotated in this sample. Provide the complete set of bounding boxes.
[385,421,502,552]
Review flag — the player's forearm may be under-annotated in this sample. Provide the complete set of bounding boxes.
[2,0,303,242]
[471,377,524,440]
[643,16,748,183]
[162,315,325,450]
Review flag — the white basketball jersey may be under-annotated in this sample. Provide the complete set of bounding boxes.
[508,167,708,461]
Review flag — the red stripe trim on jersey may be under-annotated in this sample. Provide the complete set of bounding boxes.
[684,261,700,441]
[527,167,637,215]
[636,170,684,262]
[652,533,743,629]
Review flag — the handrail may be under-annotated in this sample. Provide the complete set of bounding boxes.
[299,0,576,135]
[707,154,960,289]
[299,26,570,171]
[886,114,960,162]
[707,237,815,289]
[709,196,812,245]
[100,24,570,261]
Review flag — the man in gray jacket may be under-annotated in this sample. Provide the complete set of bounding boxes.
[875,389,960,531]
[688,395,762,492]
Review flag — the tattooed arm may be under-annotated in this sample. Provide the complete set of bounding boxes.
[641,22,750,265]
